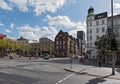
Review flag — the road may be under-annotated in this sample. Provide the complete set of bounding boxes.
[0,58,119,84]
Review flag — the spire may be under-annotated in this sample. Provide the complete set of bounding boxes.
[88,6,94,17]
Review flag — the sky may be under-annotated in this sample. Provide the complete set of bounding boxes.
[0,0,120,42]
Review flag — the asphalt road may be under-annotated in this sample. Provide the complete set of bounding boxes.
[0,58,73,84]
[0,58,120,84]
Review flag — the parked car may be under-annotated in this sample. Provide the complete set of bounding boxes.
[73,55,78,59]
[44,55,50,59]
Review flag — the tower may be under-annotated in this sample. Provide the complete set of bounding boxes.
[77,31,85,55]
[88,6,94,17]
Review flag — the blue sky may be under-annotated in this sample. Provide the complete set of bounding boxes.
[0,0,120,42]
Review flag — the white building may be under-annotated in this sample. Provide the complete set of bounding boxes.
[86,7,108,59]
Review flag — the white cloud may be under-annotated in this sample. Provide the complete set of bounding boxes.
[17,24,58,41]
[0,0,12,10]
[16,15,86,41]
[10,23,15,29]
[0,0,66,16]
[29,0,67,16]
[68,21,86,38]
[5,29,11,33]
[46,15,76,29]
[0,22,4,27]
[46,15,86,38]
[9,0,28,12]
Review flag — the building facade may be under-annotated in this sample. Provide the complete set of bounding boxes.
[86,7,108,59]
[17,37,30,56]
[108,15,120,48]
[54,30,78,57]
[30,37,54,57]
[107,15,120,63]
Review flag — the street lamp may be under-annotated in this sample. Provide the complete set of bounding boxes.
[111,0,116,75]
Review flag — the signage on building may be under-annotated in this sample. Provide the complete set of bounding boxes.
[95,12,107,19]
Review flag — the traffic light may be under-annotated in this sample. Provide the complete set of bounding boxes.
[110,38,117,51]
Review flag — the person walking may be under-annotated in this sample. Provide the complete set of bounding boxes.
[99,60,102,67]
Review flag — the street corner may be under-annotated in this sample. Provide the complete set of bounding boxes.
[64,68,81,74]
[109,72,120,80]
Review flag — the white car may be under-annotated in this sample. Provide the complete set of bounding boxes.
[44,55,50,59]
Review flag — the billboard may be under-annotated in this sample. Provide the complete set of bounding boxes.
[94,12,107,20]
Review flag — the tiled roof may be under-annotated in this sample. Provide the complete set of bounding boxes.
[0,34,6,39]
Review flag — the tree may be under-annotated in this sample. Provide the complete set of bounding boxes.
[94,35,109,49]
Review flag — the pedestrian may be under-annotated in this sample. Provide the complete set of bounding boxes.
[99,61,101,67]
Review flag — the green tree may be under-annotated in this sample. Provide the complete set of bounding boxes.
[94,35,109,49]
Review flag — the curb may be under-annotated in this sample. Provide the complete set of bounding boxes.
[64,68,79,74]
[64,68,120,80]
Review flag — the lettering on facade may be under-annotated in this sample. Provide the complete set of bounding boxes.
[95,12,107,19]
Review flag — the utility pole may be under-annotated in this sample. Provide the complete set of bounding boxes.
[111,0,115,75]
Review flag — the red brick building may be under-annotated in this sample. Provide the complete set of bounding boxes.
[54,30,78,57]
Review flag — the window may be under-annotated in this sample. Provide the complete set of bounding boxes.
[56,37,59,40]
[63,41,65,44]
[90,36,92,41]
[90,22,92,26]
[87,30,89,34]
[63,46,66,49]
[96,21,99,25]
[114,20,118,25]
[90,29,92,34]
[56,41,59,45]
[60,41,62,44]
[102,27,105,33]
[90,43,92,47]
[115,27,118,33]
[87,22,89,27]
[87,43,89,48]
[56,46,58,49]
[96,35,99,40]
[102,20,105,24]
[60,46,61,49]
[96,28,99,33]
[87,36,89,41]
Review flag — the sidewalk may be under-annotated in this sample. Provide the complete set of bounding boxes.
[64,65,120,80]
[0,56,39,60]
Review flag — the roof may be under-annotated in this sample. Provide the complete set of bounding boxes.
[0,34,6,39]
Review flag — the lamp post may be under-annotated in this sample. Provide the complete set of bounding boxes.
[111,0,115,75]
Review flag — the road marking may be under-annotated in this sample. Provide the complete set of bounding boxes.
[56,74,74,84]
[0,70,11,74]
[23,67,33,70]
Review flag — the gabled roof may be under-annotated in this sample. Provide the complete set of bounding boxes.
[0,34,6,39]
[56,30,68,37]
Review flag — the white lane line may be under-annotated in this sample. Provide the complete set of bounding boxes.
[23,67,33,70]
[0,70,11,74]
[56,74,74,84]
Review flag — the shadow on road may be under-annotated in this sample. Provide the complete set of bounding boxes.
[86,74,112,84]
